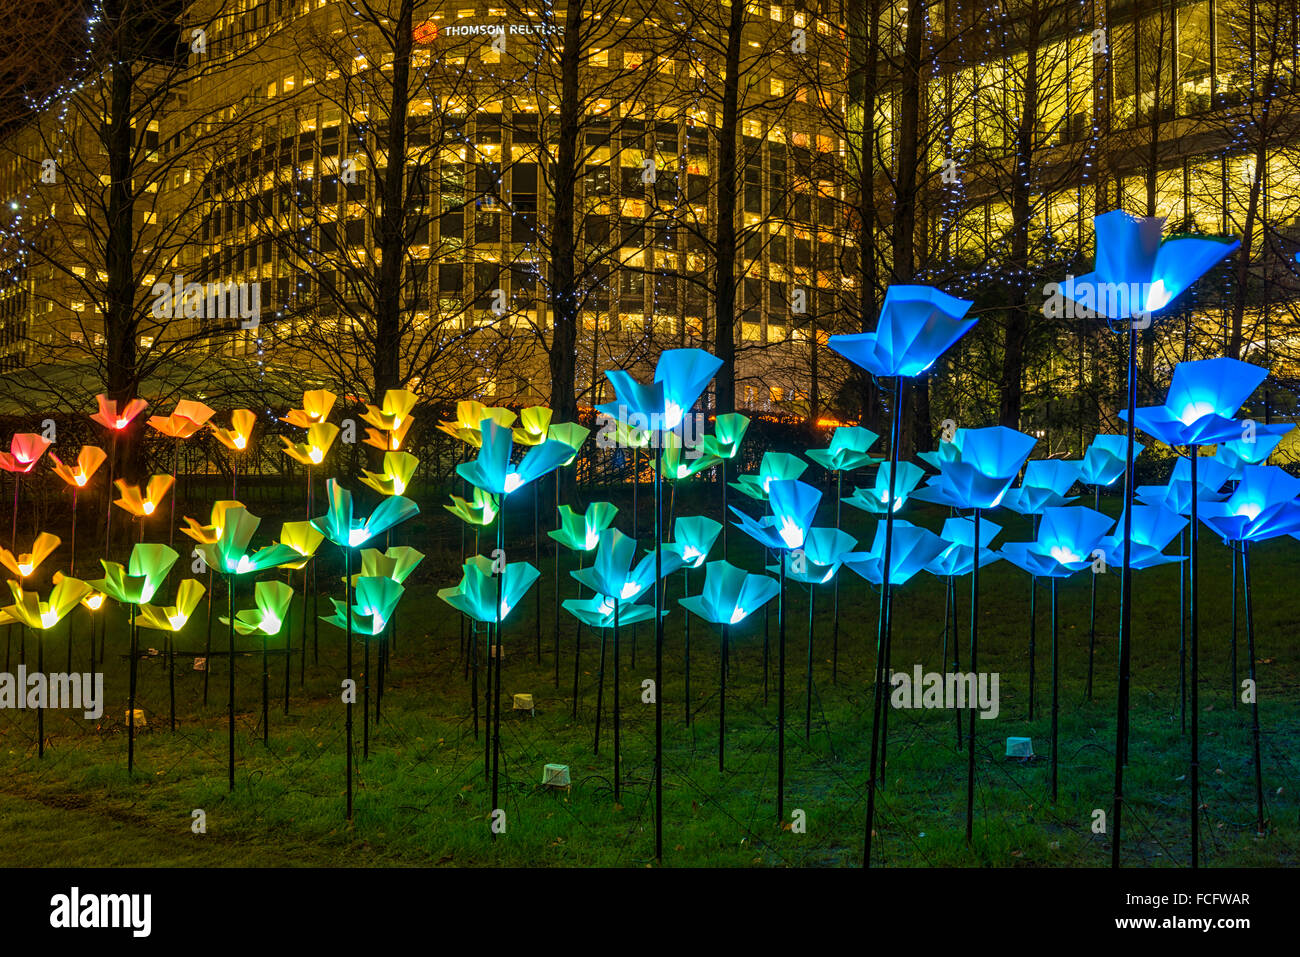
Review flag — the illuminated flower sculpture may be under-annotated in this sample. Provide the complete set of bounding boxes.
[0,432,52,549]
[91,543,178,773]
[136,578,207,731]
[219,578,295,746]
[1067,208,1242,868]
[1001,506,1115,801]
[4,576,91,757]
[653,431,721,484]
[282,389,337,429]
[211,409,257,498]
[50,446,106,587]
[551,503,619,554]
[362,388,418,451]
[1200,465,1300,839]
[926,516,1003,749]
[1076,434,1144,700]
[1121,357,1266,868]
[148,399,216,543]
[359,450,419,497]
[444,487,499,528]
[679,560,781,771]
[843,461,926,515]
[908,424,1036,847]
[730,452,808,502]
[311,479,418,818]
[598,349,723,847]
[1001,459,1082,721]
[89,395,149,552]
[512,406,552,446]
[0,532,60,581]
[282,422,340,469]
[1214,426,1294,476]
[731,477,821,818]
[195,506,299,791]
[437,554,538,818]
[437,400,516,448]
[769,526,857,736]
[114,475,174,542]
[566,528,681,799]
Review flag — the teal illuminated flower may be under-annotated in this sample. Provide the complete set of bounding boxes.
[311,478,419,548]
[807,426,881,473]
[665,515,723,569]
[457,420,573,496]
[730,452,808,502]
[730,478,822,551]
[678,560,780,626]
[323,576,404,636]
[549,502,618,553]
[844,461,926,514]
[196,506,301,576]
[573,528,683,603]
[437,556,540,623]
[222,580,295,636]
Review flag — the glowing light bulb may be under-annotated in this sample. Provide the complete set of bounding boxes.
[1235,502,1262,521]
[778,518,803,550]
[167,613,188,630]
[234,435,247,450]
[348,528,369,547]
[503,473,522,494]
[309,447,323,464]
[261,614,282,634]
[85,594,104,610]
[681,545,701,563]
[1144,279,1171,313]
[392,477,406,495]
[620,581,641,600]
[143,501,155,515]
[729,606,747,624]
[584,529,599,550]
[115,418,128,429]
[1049,545,1082,564]
[18,563,33,576]
[675,464,690,479]
[235,555,255,574]
[498,600,512,619]
[1177,400,1217,426]
[40,609,58,628]
[74,473,88,487]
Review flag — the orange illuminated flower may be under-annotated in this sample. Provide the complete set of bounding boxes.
[90,394,148,432]
[364,416,413,452]
[114,475,174,518]
[282,389,337,428]
[211,409,257,451]
[50,445,108,489]
[148,399,216,439]
[0,433,52,473]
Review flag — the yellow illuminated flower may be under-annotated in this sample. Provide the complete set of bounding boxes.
[0,532,60,579]
[282,422,340,466]
[363,416,412,452]
[148,399,216,439]
[359,450,419,497]
[180,500,245,545]
[360,389,418,432]
[282,389,337,428]
[276,520,325,570]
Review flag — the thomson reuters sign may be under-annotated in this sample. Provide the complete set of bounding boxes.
[413,20,562,42]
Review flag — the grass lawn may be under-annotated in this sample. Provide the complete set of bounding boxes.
[0,483,1296,867]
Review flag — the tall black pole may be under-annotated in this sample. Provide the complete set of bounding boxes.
[491,502,504,836]
[805,584,815,740]
[653,439,664,860]
[1230,543,1239,709]
[534,479,541,662]
[1242,540,1265,836]
[1087,484,1100,700]
[35,628,43,758]
[344,547,353,819]
[719,623,728,771]
[1189,446,1201,868]
[966,507,982,844]
[227,578,236,791]
[832,470,841,682]
[777,550,787,821]
[613,597,622,802]
[1050,577,1059,802]
[863,374,902,866]
[1111,326,1138,868]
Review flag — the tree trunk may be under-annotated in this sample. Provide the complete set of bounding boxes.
[712,0,745,415]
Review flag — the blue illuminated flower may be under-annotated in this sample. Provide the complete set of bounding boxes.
[1199,465,1300,543]
[678,560,781,626]
[1214,424,1295,475]
[1000,506,1115,578]
[910,426,1038,510]
[730,478,822,551]
[311,479,419,549]
[456,420,574,496]
[828,285,976,377]
[1135,456,1231,515]
[1100,505,1187,569]
[1061,210,1239,321]
[665,516,723,569]
[843,520,948,586]
[1002,459,1081,515]
[572,528,683,603]
[925,517,1004,577]
[1078,434,1142,487]
[1122,358,1267,448]
[767,527,858,584]
[598,348,723,432]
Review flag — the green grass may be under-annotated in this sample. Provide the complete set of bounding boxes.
[1,487,1297,867]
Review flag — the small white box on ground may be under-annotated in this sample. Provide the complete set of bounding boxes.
[542,763,570,788]
[513,693,535,713]
[1006,736,1034,758]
